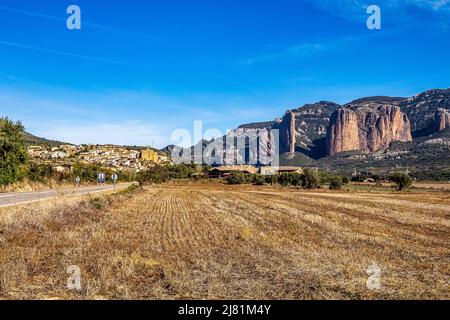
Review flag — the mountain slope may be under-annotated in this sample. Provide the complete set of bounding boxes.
[22,132,70,147]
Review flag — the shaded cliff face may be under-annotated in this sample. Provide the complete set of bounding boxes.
[274,111,296,155]
[327,105,412,155]
[400,89,450,136]
[291,102,340,155]
[433,108,450,132]
[271,102,341,158]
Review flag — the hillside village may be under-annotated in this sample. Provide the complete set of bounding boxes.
[27,144,171,173]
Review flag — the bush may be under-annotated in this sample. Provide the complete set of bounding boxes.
[290,173,303,187]
[329,176,343,190]
[168,163,195,179]
[252,174,265,185]
[278,173,291,186]
[73,162,102,182]
[390,172,413,191]
[227,172,246,185]
[302,169,320,189]
[27,162,54,183]
[264,175,278,185]
[342,176,350,185]
[319,171,335,184]
[0,118,28,185]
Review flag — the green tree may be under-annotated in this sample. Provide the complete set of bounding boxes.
[264,175,278,185]
[0,118,28,185]
[290,173,303,187]
[252,174,265,185]
[278,173,291,186]
[27,162,54,183]
[329,176,343,190]
[227,172,246,185]
[390,172,413,191]
[302,169,320,189]
[342,176,350,185]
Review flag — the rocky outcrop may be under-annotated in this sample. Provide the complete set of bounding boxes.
[400,89,450,136]
[327,105,412,155]
[433,108,450,132]
[326,108,360,155]
[361,105,412,152]
[235,88,449,161]
[276,111,296,155]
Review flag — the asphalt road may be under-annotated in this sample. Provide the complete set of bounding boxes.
[0,183,132,208]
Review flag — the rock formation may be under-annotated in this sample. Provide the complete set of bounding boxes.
[234,88,449,161]
[400,88,450,135]
[327,105,412,155]
[326,108,360,155]
[433,108,450,132]
[276,111,296,155]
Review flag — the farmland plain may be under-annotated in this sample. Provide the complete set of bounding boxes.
[0,182,448,300]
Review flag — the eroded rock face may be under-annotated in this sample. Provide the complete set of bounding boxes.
[400,89,450,135]
[276,111,296,155]
[434,108,450,132]
[359,105,413,152]
[327,105,412,155]
[326,108,360,155]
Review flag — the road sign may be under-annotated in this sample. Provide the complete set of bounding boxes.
[97,173,106,185]
[111,173,118,190]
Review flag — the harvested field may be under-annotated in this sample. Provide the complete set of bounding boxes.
[0,183,449,300]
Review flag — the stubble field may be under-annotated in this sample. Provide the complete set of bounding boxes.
[0,182,449,300]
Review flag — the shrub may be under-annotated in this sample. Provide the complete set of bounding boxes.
[227,172,246,185]
[278,173,291,186]
[342,176,350,185]
[264,175,278,185]
[319,171,335,184]
[390,172,413,191]
[27,162,54,183]
[252,174,265,185]
[0,118,28,185]
[329,176,343,190]
[302,169,320,189]
[73,162,101,182]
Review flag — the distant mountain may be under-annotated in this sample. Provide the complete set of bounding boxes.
[400,89,450,137]
[238,121,275,129]
[22,132,70,147]
[345,96,406,106]
[233,88,450,177]
[160,88,450,177]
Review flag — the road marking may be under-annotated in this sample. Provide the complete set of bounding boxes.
[0,184,131,208]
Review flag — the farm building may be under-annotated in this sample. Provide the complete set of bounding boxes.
[209,165,258,178]
[259,166,303,176]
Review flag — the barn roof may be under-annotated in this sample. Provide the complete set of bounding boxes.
[209,165,258,174]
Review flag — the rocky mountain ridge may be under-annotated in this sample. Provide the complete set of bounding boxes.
[239,88,450,161]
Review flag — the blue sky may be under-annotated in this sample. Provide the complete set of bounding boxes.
[0,0,449,147]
